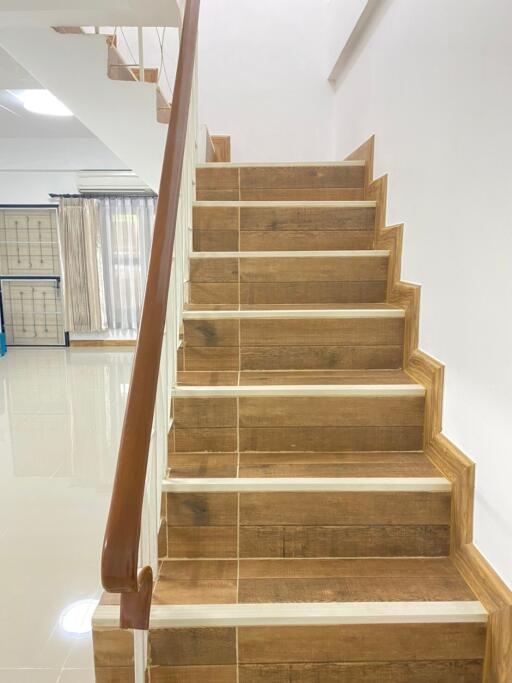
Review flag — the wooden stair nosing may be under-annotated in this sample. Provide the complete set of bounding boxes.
[172,384,425,397]
[190,250,389,258]
[196,161,367,169]
[93,600,487,629]
[162,476,451,493]
[193,200,377,208]
[182,307,405,319]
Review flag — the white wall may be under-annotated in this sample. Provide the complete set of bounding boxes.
[331,0,512,587]
[325,0,367,77]
[198,0,333,162]
[0,137,126,204]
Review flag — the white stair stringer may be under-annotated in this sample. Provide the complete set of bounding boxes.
[0,27,168,191]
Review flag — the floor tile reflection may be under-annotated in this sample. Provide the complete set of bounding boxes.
[0,348,133,679]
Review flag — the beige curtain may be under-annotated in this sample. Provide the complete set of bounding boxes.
[58,198,107,332]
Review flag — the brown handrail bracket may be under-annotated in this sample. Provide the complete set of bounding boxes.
[120,566,153,630]
[101,0,201,630]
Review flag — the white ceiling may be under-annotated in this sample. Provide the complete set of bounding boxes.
[0,46,38,89]
[0,0,181,28]
[0,89,97,138]
[0,46,99,138]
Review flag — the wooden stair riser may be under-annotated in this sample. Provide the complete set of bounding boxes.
[189,254,388,305]
[161,489,450,559]
[148,623,486,680]
[107,44,159,82]
[182,317,404,371]
[167,451,439,479]
[170,394,425,453]
[192,203,376,251]
[152,557,476,604]
[196,164,366,201]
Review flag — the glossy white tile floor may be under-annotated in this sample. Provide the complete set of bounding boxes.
[0,347,134,683]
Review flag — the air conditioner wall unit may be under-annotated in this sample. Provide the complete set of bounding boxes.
[76,171,155,195]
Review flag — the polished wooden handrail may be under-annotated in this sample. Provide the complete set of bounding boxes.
[101,0,200,630]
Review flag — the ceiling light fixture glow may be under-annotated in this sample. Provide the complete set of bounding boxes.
[60,598,98,636]
[15,89,73,117]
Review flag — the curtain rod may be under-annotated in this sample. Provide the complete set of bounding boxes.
[49,193,158,199]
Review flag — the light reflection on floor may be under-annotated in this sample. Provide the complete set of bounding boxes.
[0,347,133,683]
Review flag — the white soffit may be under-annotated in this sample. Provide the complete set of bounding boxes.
[0,0,181,27]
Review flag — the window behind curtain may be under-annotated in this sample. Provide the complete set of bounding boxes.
[98,196,157,332]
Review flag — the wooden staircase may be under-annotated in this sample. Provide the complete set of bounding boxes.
[140,161,488,682]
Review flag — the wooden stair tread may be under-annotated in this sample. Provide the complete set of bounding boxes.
[184,302,404,312]
[153,558,478,606]
[241,370,411,385]
[168,451,439,479]
[176,369,416,387]
[196,161,367,168]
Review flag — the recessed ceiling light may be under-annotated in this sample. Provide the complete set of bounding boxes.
[13,89,73,117]
[60,598,98,636]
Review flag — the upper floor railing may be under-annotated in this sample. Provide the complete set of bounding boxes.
[100,0,200,634]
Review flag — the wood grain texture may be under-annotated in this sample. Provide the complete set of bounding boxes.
[93,627,134,667]
[173,397,237,428]
[238,395,424,427]
[239,317,404,346]
[238,661,483,683]
[239,165,365,190]
[238,557,460,579]
[345,135,375,195]
[211,135,231,162]
[239,228,373,251]
[193,201,376,250]
[196,164,365,201]
[168,452,238,478]
[426,433,474,551]
[237,576,474,603]
[190,257,239,283]
[240,345,403,371]
[238,491,450,526]
[184,346,239,371]
[194,228,239,251]
[239,188,365,201]
[150,666,237,682]
[239,524,450,558]
[174,427,237,453]
[167,526,237,558]
[237,623,486,663]
[184,319,239,346]
[95,667,135,683]
[197,167,238,191]
[240,282,388,306]
[239,425,424,452]
[152,558,475,605]
[189,282,239,305]
[193,205,239,229]
[69,339,136,348]
[239,256,388,283]
[167,492,238,527]
[239,206,375,232]
[237,451,437,478]
[453,544,512,683]
[150,627,236,666]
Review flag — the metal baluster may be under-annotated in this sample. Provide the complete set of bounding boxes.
[38,220,44,264]
[31,287,36,337]
[55,283,60,341]
[42,291,48,333]
[20,290,25,332]
[27,218,32,269]
[15,220,21,264]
